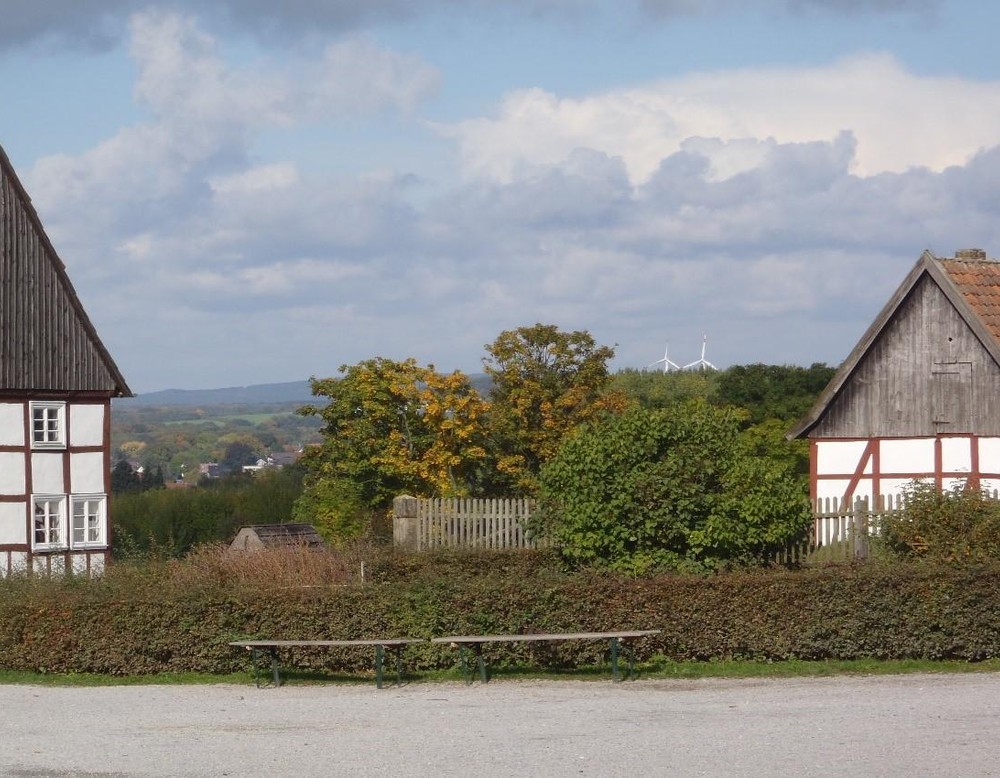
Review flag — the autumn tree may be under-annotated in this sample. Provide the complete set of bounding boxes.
[294,358,488,538]
[482,323,626,495]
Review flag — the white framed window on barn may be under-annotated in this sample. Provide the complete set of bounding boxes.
[33,495,67,550]
[30,401,66,448]
[71,495,106,547]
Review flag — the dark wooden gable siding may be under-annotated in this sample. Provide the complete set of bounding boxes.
[809,274,1000,437]
[0,145,130,395]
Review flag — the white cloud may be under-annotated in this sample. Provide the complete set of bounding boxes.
[19,10,1000,391]
[443,53,1000,184]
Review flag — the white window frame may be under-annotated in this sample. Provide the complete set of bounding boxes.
[32,495,67,551]
[30,401,66,449]
[70,494,107,549]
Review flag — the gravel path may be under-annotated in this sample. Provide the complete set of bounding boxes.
[2,673,999,777]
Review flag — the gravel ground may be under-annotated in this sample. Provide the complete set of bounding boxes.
[2,673,999,777]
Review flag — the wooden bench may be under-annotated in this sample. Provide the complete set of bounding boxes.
[431,630,661,683]
[229,639,426,689]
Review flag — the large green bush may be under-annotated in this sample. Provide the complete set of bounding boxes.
[538,402,811,573]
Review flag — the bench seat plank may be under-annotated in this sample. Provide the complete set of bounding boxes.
[431,631,659,644]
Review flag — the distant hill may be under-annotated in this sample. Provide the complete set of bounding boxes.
[118,381,316,407]
[117,375,494,407]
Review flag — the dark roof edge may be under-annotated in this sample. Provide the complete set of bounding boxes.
[0,143,132,397]
[786,250,937,440]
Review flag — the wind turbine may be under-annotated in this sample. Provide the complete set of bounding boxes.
[683,335,717,371]
[648,343,681,373]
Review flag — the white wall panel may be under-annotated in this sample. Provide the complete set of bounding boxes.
[0,452,25,494]
[31,452,65,493]
[942,477,971,492]
[2,551,28,577]
[816,441,869,475]
[0,502,26,544]
[980,477,1000,494]
[940,437,972,472]
[879,438,935,473]
[69,404,105,447]
[978,438,1000,473]
[816,479,852,502]
[0,403,23,446]
[70,452,105,493]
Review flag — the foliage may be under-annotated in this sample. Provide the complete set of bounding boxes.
[878,482,1000,562]
[297,358,489,517]
[4,556,1000,677]
[609,368,718,409]
[112,467,304,558]
[482,323,627,494]
[538,402,812,573]
[292,476,372,544]
[713,362,835,424]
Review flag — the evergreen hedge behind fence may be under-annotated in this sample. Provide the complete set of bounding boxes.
[2,549,1000,677]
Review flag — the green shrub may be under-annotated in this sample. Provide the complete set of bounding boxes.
[879,483,1000,562]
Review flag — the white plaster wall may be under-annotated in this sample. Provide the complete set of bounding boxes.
[940,437,972,472]
[89,554,104,575]
[942,477,971,492]
[816,441,869,475]
[70,452,105,493]
[981,478,1000,495]
[0,452,25,494]
[879,438,935,474]
[71,554,88,575]
[69,404,105,447]
[0,403,23,446]
[816,479,853,503]
[31,452,65,493]
[0,502,26,544]
[879,478,932,499]
[2,551,28,577]
[978,438,1000,473]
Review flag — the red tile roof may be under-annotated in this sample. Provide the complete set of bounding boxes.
[940,257,1000,345]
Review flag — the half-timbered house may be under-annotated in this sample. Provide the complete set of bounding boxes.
[789,248,1000,507]
[0,144,131,575]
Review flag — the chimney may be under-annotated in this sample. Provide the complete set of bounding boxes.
[954,248,987,261]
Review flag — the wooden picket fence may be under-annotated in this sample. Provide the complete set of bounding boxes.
[776,494,907,564]
[392,496,544,551]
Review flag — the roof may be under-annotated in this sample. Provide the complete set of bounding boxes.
[0,143,131,396]
[230,523,326,549]
[788,248,1000,439]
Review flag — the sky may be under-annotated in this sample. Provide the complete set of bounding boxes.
[4,0,1000,393]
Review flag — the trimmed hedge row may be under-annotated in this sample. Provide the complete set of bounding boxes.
[2,553,1000,677]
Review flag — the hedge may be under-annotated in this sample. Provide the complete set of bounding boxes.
[2,550,1000,677]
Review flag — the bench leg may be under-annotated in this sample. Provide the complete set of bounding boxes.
[269,647,282,688]
[476,644,488,684]
[610,638,638,681]
[375,644,385,689]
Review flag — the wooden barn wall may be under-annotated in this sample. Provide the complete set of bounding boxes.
[0,158,119,392]
[811,277,1000,437]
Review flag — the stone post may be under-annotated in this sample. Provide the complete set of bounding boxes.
[393,495,420,551]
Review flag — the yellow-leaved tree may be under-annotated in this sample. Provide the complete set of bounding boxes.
[294,358,488,540]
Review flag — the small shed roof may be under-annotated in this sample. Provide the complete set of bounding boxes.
[229,523,326,551]
[788,248,1000,439]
